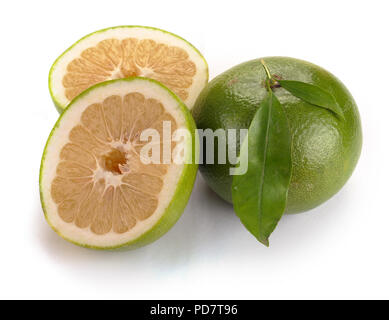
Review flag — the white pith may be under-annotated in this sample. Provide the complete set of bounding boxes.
[41,79,188,247]
[50,26,208,110]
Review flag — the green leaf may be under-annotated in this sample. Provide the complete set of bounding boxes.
[278,80,345,119]
[231,91,292,246]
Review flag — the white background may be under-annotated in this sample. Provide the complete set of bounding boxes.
[0,0,388,299]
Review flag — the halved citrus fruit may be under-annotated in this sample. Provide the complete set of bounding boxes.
[49,26,208,112]
[40,78,198,249]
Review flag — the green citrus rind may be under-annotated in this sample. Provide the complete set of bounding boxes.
[48,25,209,113]
[40,77,198,250]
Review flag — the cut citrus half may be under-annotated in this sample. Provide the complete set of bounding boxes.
[40,78,198,249]
[49,26,208,112]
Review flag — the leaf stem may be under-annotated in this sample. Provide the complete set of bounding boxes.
[260,59,272,80]
[260,59,273,92]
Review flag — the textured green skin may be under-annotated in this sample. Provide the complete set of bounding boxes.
[48,25,209,113]
[192,57,362,214]
[40,78,198,250]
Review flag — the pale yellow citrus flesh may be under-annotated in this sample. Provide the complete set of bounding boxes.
[62,38,196,105]
[50,92,177,236]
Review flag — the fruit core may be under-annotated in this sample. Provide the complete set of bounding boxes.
[100,148,128,175]
[50,92,177,235]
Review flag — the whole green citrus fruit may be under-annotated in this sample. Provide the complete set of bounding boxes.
[192,57,362,213]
